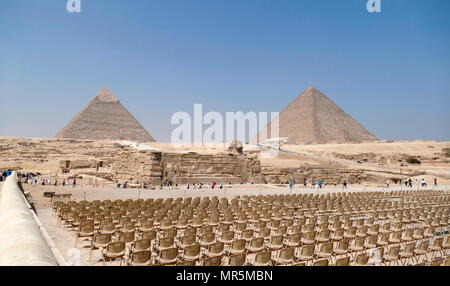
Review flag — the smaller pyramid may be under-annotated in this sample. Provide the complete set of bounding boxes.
[55,88,155,142]
[254,87,377,144]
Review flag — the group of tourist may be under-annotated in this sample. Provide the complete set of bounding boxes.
[0,169,12,181]
[298,178,326,189]
[396,177,437,189]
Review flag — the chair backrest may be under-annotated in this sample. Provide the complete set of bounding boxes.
[355,253,368,265]
[319,242,333,254]
[131,250,151,265]
[184,244,201,257]
[201,232,216,243]
[208,242,224,254]
[300,244,315,257]
[134,239,151,251]
[335,256,350,266]
[250,237,264,248]
[271,235,284,245]
[107,241,125,254]
[94,233,111,245]
[279,247,295,260]
[231,239,246,251]
[159,236,175,248]
[433,237,443,247]
[242,229,254,239]
[119,232,135,243]
[255,251,272,265]
[228,254,246,266]
[430,257,443,266]
[160,247,178,261]
[177,260,196,266]
[313,259,329,266]
[142,230,157,240]
[203,256,222,266]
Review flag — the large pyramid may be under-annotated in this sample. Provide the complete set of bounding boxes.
[254,87,377,144]
[55,88,155,142]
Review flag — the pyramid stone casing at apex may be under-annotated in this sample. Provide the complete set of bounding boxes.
[55,88,155,142]
[254,87,378,144]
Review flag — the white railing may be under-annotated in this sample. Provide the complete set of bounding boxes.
[0,172,59,266]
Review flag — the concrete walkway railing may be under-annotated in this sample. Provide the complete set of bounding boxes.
[0,172,58,266]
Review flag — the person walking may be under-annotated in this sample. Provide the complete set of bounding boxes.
[434,178,438,188]
[343,180,347,189]
[386,179,390,189]
[311,178,316,189]
[303,179,307,188]
[318,179,323,189]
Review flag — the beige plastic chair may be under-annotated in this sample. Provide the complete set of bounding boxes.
[202,256,222,266]
[317,242,333,259]
[253,250,272,266]
[176,260,196,266]
[383,245,400,266]
[301,231,316,245]
[129,250,152,266]
[157,236,175,252]
[351,252,368,266]
[274,247,295,265]
[297,244,315,264]
[75,222,95,247]
[206,242,224,258]
[228,253,246,266]
[90,233,111,261]
[268,235,284,250]
[103,241,126,266]
[334,256,350,266]
[312,259,329,266]
[230,239,246,255]
[182,244,201,261]
[399,242,416,265]
[159,247,178,265]
[247,237,265,253]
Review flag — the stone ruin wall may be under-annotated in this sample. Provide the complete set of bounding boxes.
[110,150,263,185]
[262,167,370,185]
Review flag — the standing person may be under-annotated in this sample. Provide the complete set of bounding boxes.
[408,178,413,188]
[311,178,315,189]
[386,179,390,189]
[303,179,307,188]
[318,179,323,189]
[421,178,427,187]
[6,169,12,177]
[343,181,347,189]
[434,178,438,187]
[73,179,77,188]
[415,179,419,189]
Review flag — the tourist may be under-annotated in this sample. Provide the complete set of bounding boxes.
[343,181,347,189]
[415,179,419,189]
[318,179,323,189]
[73,179,77,188]
[386,179,390,189]
[6,169,12,177]
[311,178,315,189]
[303,179,307,188]
[434,178,438,187]
[219,184,223,189]
[421,178,427,187]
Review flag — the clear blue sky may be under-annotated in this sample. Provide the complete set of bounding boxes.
[1,0,449,142]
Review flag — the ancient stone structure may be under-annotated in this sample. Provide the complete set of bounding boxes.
[111,149,263,185]
[55,88,155,142]
[255,86,377,144]
[262,167,369,185]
